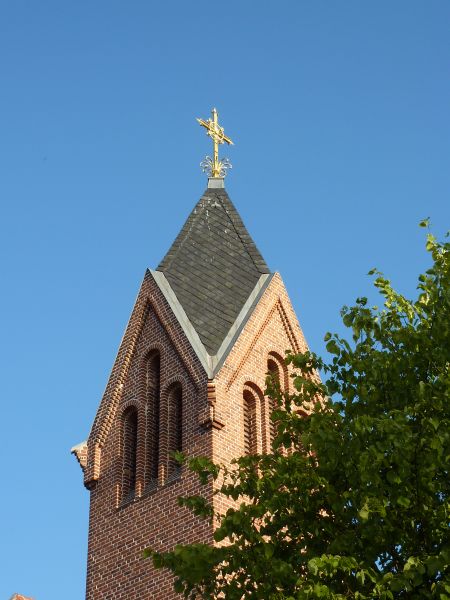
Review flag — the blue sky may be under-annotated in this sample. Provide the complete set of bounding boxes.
[0,2,449,598]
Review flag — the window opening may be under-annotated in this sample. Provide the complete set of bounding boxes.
[243,389,258,455]
[267,359,280,446]
[122,408,138,503]
[146,353,160,491]
[167,384,182,481]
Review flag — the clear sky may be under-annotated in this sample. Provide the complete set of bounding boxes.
[1,2,449,598]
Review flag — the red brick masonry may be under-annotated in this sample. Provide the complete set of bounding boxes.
[75,270,308,599]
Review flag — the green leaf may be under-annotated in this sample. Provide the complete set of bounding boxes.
[359,500,370,521]
[147,229,450,600]
[397,496,411,508]
[430,417,440,431]
[326,340,340,355]
[264,543,275,559]
[386,470,401,484]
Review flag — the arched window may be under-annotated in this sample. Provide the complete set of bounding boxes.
[267,352,288,391]
[267,359,280,446]
[243,389,258,455]
[267,358,280,382]
[146,352,160,490]
[167,383,183,480]
[122,407,138,502]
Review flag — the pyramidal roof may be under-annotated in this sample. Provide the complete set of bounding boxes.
[157,186,271,356]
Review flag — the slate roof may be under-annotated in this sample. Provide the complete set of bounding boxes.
[157,187,271,355]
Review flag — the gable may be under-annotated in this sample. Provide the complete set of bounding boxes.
[216,272,308,393]
[81,270,208,487]
[152,269,273,378]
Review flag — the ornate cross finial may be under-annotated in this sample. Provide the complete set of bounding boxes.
[197,108,234,178]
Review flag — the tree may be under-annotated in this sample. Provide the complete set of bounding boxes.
[145,227,450,599]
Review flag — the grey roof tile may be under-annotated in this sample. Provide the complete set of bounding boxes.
[157,188,271,355]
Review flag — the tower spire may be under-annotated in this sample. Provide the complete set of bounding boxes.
[197,108,234,179]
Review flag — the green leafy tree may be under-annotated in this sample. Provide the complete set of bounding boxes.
[145,227,450,599]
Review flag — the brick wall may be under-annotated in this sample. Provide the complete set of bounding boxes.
[83,271,308,599]
[85,272,212,600]
[212,272,308,518]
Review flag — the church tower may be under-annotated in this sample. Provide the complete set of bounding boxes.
[72,110,310,599]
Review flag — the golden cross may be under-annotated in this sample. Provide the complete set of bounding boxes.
[197,108,234,178]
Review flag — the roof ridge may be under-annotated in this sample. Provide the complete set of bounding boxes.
[213,190,270,274]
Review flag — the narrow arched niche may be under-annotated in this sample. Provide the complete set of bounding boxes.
[243,388,258,455]
[267,353,288,446]
[167,383,183,481]
[145,351,160,490]
[267,351,288,391]
[121,406,138,503]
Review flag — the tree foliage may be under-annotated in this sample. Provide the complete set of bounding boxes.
[145,228,450,599]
